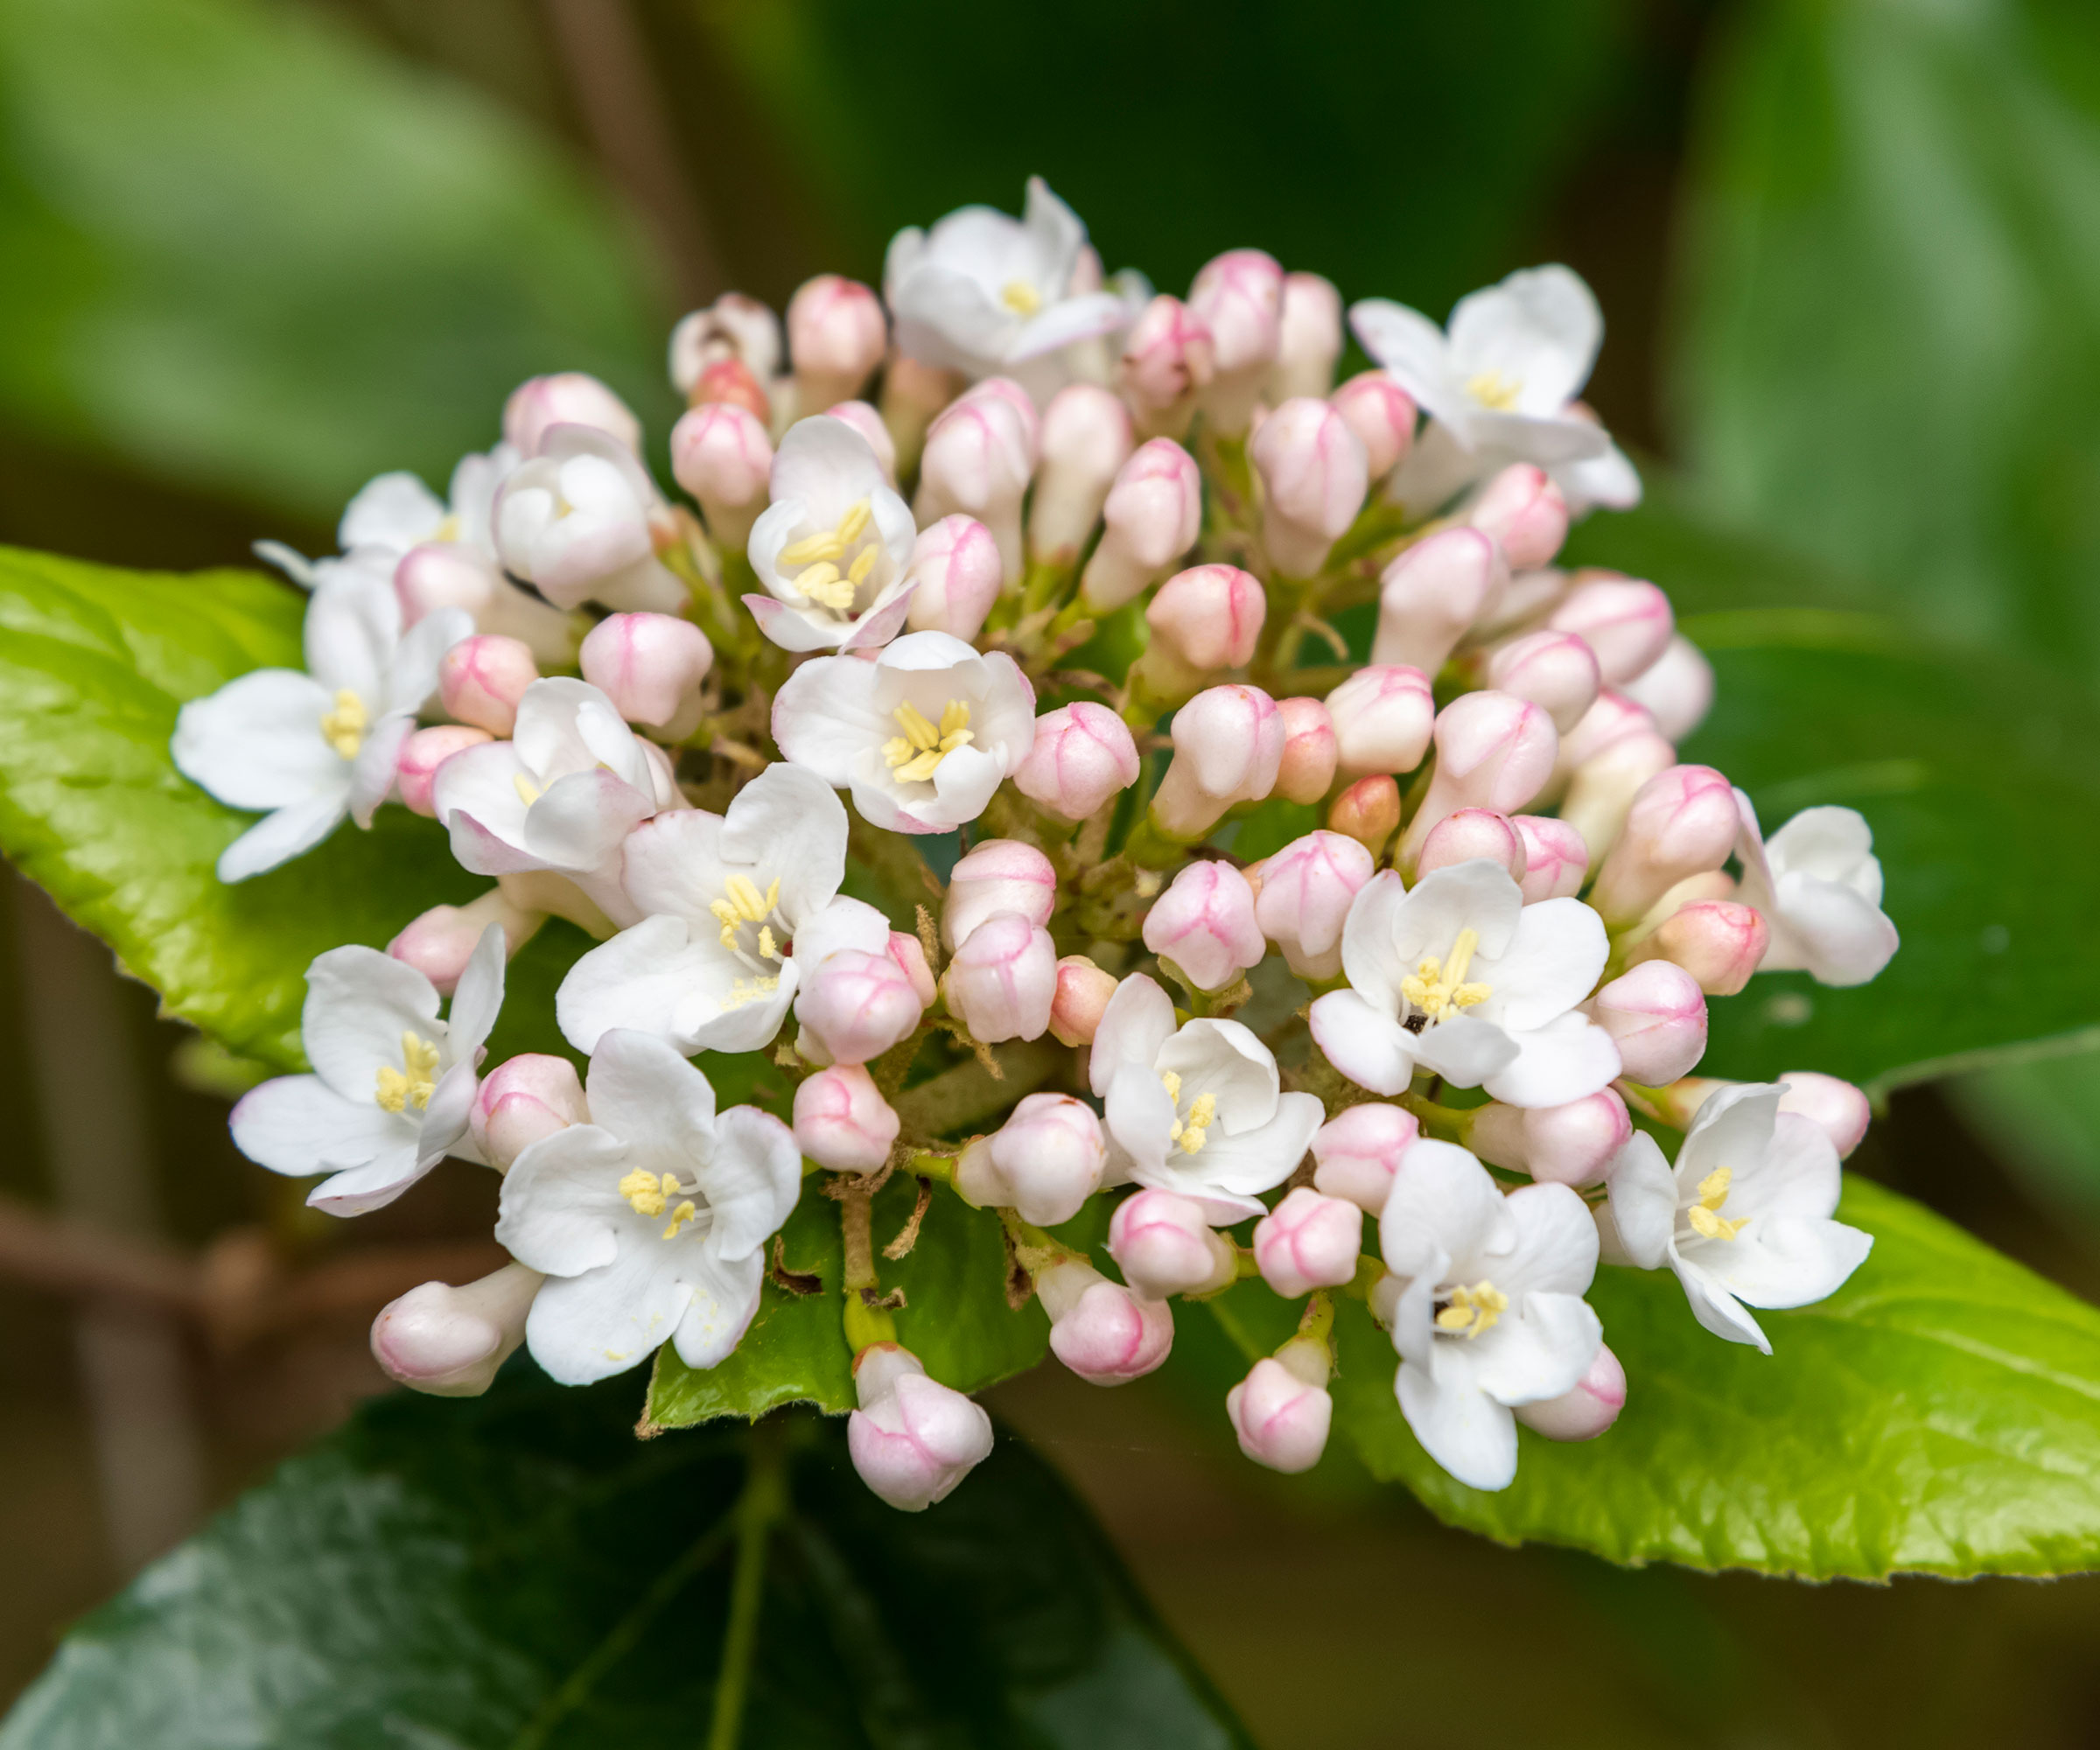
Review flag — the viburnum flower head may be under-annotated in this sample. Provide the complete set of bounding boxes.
[230,926,506,1217]
[495,1029,800,1384]
[1732,795,1899,987]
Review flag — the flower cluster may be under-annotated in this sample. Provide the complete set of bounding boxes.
[191,177,1898,1508]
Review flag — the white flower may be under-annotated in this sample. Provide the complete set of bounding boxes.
[174,570,471,881]
[494,424,684,612]
[431,677,680,926]
[1597,1082,1872,1354]
[228,925,506,1216]
[1733,794,1899,987]
[1088,972,1324,1222]
[886,177,1127,391]
[495,1029,801,1384]
[1379,1138,1603,1491]
[556,761,888,1055]
[743,417,919,653]
[772,630,1036,834]
[256,444,514,584]
[1308,860,1620,1108]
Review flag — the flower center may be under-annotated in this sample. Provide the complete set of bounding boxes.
[1400,928,1493,1027]
[374,1032,440,1114]
[777,497,879,616]
[1158,1070,1217,1155]
[1435,1279,1508,1340]
[1686,1166,1749,1242]
[1000,279,1042,317]
[618,1167,703,1240]
[319,689,369,760]
[883,700,974,785]
[707,873,789,983]
[1465,369,1523,411]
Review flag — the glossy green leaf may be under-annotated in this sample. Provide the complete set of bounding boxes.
[0,1366,1250,1748]
[1950,1043,2100,1219]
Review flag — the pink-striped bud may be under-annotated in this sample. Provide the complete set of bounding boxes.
[1625,900,1769,996]
[1370,528,1508,673]
[504,372,642,457]
[1310,1102,1420,1213]
[1548,572,1676,686]
[942,914,1057,1043]
[1588,764,1740,926]
[1079,438,1203,611]
[848,1343,994,1511]
[1038,1259,1172,1384]
[1330,369,1417,478]
[1117,294,1216,438]
[397,724,494,817]
[1050,956,1117,1047]
[956,1092,1107,1227]
[900,514,1001,642]
[689,358,771,424]
[1108,1187,1236,1299]
[439,634,538,737]
[1515,1343,1625,1441]
[1143,859,1264,991]
[1558,729,1676,861]
[1228,1348,1333,1474]
[1142,564,1265,695]
[1511,815,1590,902]
[1417,808,1527,883]
[886,932,938,1007]
[1779,1071,1872,1159]
[1486,630,1602,735]
[1029,384,1134,564]
[1465,464,1570,572]
[1013,701,1142,821]
[942,838,1056,950]
[916,386,1035,583]
[579,612,712,739]
[469,1053,587,1171]
[1620,634,1714,741]
[1252,1187,1364,1297]
[670,402,773,550]
[1397,691,1558,865]
[1254,830,1374,980]
[669,292,782,395]
[1269,271,1344,402]
[793,1063,900,1172]
[1587,961,1709,1086]
[388,889,537,997]
[795,949,924,1068]
[786,274,886,410]
[1272,696,1338,805]
[1325,664,1435,781]
[820,401,897,485]
[1327,774,1401,860]
[1150,685,1284,840]
[1188,248,1284,431]
[1250,396,1369,576]
[371,1262,543,1397]
[1469,1090,1632,1189]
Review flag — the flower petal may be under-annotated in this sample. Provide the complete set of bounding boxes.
[718,763,849,928]
[1090,972,1178,1096]
[1468,1290,1602,1407]
[1485,1181,1600,1298]
[522,767,653,872]
[172,669,339,810]
[302,943,441,1101]
[496,1123,629,1278]
[670,1247,766,1371]
[1670,1251,1773,1353]
[1478,1015,1619,1108]
[698,1105,802,1264]
[1411,1014,1522,1090]
[1396,1345,1519,1492]
[217,791,350,883]
[523,1239,690,1384]
[1348,298,1467,430]
[228,1074,413,1177]
[1445,265,1601,414]
[1600,1130,1676,1270]
[1477,897,1609,1032]
[1308,990,1419,1096]
[1381,1139,1514,1280]
[556,915,751,1056]
[581,1028,718,1169]
[1156,1018,1279,1135]
[305,1144,430,1217]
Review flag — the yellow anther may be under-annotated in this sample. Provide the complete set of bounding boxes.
[1434,1280,1509,1340]
[1687,1166,1749,1241]
[662,1198,699,1241]
[795,561,857,612]
[1400,928,1494,1024]
[883,699,975,785]
[779,530,847,567]
[785,498,878,616]
[836,498,872,543]
[724,874,772,921]
[1177,1091,1217,1154]
[892,701,942,751]
[847,544,878,587]
[1001,280,1043,316]
[1159,1071,1182,1106]
[319,689,368,760]
[757,926,779,962]
[620,1167,675,1219]
[710,898,742,948]
[514,773,542,808]
[1465,369,1523,411]
[722,975,781,1009]
[374,1032,440,1114]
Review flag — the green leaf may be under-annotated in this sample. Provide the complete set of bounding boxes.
[0,1366,1251,1747]
[1949,1041,2100,1220]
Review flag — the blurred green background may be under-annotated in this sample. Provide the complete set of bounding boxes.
[4,0,2100,1742]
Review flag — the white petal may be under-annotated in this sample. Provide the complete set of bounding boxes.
[1348,298,1467,430]
[892,264,1017,374]
[228,1074,412,1177]
[746,594,853,653]
[1397,1345,1519,1491]
[1476,897,1609,1032]
[172,669,339,810]
[1103,1060,1175,1182]
[304,571,398,703]
[670,1248,766,1371]
[216,791,350,882]
[385,604,474,715]
[447,925,509,1061]
[496,1123,628,1278]
[1390,861,1522,965]
[1600,1130,1676,1270]
[1689,1215,1872,1312]
[523,1237,690,1385]
[348,710,413,829]
[1156,1018,1279,1134]
[1677,1082,1786,1194]
[1467,1290,1601,1407]
[1411,1014,1522,1089]
[772,653,888,786]
[1478,1015,1620,1109]
[339,470,444,553]
[1009,292,1126,360]
[1337,870,1410,1014]
[1728,1110,1843,1224]
[1307,990,1418,1096]
[1766,806,1880,893]
[697,1106,802,1263]
[306,1144,430,1217]
[1446,265,1601,413]
[583,1028,718,1168]
[1381,1139,1513,1279]
[1183,1090,1324,1199]
[1670,1252,1772,1353]
[789,896,892,970]
[302,943,441,1101]
[556,915,746,1055]
[1090,973,1178,1095]
[522,767,654,872]
[1767,872,1900,986]
[719,763,850,927]
[1485,1181,1600,1298]
[770,416,886,519]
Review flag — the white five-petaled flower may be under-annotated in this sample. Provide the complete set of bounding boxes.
[1598,1082,1872,1354]
[772,630,1036,834]
[432,676,681,927]
[1088,972,1325,1222]
[1379,1138,1604,1492]
[555,761,891,1056]
[743,417,919,653]
[229,925,506,1216]
[1308,859,1620,1108]
[1732,794,1899,988]
[333,446,516,568]
[494,424,684,613]
[495,1029,801,1385]
[174,570,471,881]
[885,177,1127,393]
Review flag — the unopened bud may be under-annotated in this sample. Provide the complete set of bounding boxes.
[821,401,897,486]
[795,949,924,1068]
[1269,271,1344,402]
[915,384,1036,582]
[1118,295,1215,439]
[1253,1187,1364,1298]
[370,1262,543,1397]
[1330,369,1417,478]
[1255,830,1374,981]
[1465,464,1570,571]
[689,358,772,424]
[1485,630,1602,735]
[470,1052,587,1170]
[388,889,538,997]
[878,351,962,479]
[942,913,1057,1043]
[1327,774,1401,860]
[395,542,494,625]
[1038,1258,1172,1384]
[901,514,1003,642]
[1188,248,1284,432]
[943,838,1056,950]
[1144,859,1264,992]
[1587,961,1708,1086]
[794,1063,901,1172]
[1620,634,1715,741]
[579,612,712,739]
[886,931,938,1007]
[1396,691,1558,867]
[1624,900,1769,996]
[1468,1090,1631,1189]
[1029,384,1134,564]
[440,634,539,737]
[669,292,782,395]
[1013,701,1142,821]
[1417,808,1527,883]
[1311,1102,1420,1213]
[955,1093,1107,1228]
[1325,664,1435,781]
[1558,728,1676,862]
[1547,572,1675,686]
[1273,696,1338,805]
[397,724,494,817]
[1588,764,1740,926]
[848,1343,994,1511]
[1050,956,1118,1047]
[1779,1070,1872,1159]
[1250,396,1369,576]
[1228,1348,1333,1474]
[1514,1342,1625,1441]
[786,274,886,410]
[1108,1188,1236,1299]
[1150,685,1285,841]
[1140,564,1265,699]
[504,372,642,457]
[1511,815,1590,902]
[1370,528,1508,673]
[670,402,773,550]
[1079,438,1202,611]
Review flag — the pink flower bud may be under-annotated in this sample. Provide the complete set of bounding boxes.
[1370,528,1508,674]
[1038,1259,1172,1385]
[1228,1350,1333,1474]
[1118,295,1215,438]
[1250,397,1369,575]
[388,889,537,997]
[1778,1070,1872,1159]
[1465,464,1570,572]
[1558,729,1677,861]
[670,291,782,394]
[1188,248,1284,431]
[1150,685,1285,840]
[1327,774,1401,860]
[795,948,925,1067]
[669,402,774,550]
[1029,384,1134,564]
[794,1063,901,1172]
[942,913,1057,1043]
[469,1053,587,1170]
[1330,370,1417,478]
[1254,830,1373,980]
[878,351,962,476]
[439,634,539,737]
[1079,438,1202,611]
[886,931,938,1007]
[1417,808,1528,883]
[396,542,496,626]
[1325,664,1435,781]
[1253,1187,1364,1297]
[1547,572,1676,686]
[1273,696,1338,805]
[1012,701,1142,821]
[786,273,886,409]
[1108,1188,1237,1299]
[579,612,712,738]
[1588,764,1740,927]
[915,386,1035,582]
[943,838,1057,949]
[1050,956,1118,1046]
[1144,859,1264,991]
[820,401,898,486]
[1555,688,1659,773]
[1269,271,1344,402]
[902,514,1002,642]
[1485,630,1602,735]
[1311,1102,1420,1212]
[1514,1343,1625,1441]
[1144,564,1265,685]
[1587,961,1708,1085]
[848,1343,994,1511]
[504,373,642,457]
[1469,1090,1632,1189]
[1620,634,1715,741]
[1625,900,1769,996]
[689,358,771,424]
[956,1092,1107,1227]
[370,1262,543,1397]
[1511,815,1590,902]
[397,724,494,816]
[1397,690,1558,865]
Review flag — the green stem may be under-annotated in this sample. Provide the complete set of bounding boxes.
[706,1427,788,1750]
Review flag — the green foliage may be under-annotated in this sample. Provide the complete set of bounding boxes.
[0,1366,1250,1748]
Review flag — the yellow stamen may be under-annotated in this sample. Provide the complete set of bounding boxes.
[1435,1280,1509,1340]
[1159,1071,1182,1105]
[883,699,974,785]
[1465,369,1523,411]
[1001,280,1043,316]
[620,1167,677,1220]
[1399,928,1494,1024]
[662,1199,699,1241]
[374,1032,441,1113]
[785,497,878,616]
[319,689,368,760]
[778,530,847,568]
[757,926,779,962]
[1177,1091,1216,1155]
[514,773,542,808]
[1687,1166,1749,1242]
